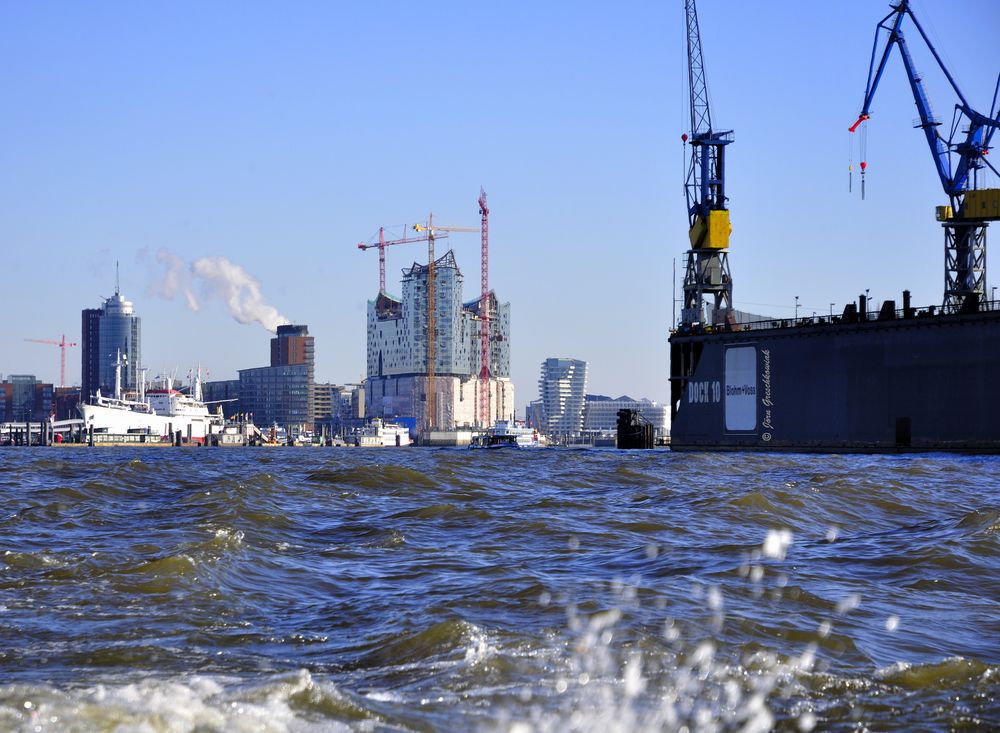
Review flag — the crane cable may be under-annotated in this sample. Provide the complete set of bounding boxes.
[848,132,853,193]
[860,122,868,200]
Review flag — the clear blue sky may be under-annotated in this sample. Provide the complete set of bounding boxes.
[2,0,998,406]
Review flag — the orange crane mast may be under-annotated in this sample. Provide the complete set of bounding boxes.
[414,214,478,432]
[24,334,78,387]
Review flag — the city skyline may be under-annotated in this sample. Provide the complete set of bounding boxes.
[3,0,998,404]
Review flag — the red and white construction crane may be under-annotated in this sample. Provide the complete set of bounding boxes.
[357,226,447,294]
[477,188,490,427]
[24,334,78,387]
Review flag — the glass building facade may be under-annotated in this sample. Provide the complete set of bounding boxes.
[80,309,101,401]
[238,364,311,430]
[81,289,141,400]
[237,324,316,431]
[0,375,54,422]
[538,358,588,438]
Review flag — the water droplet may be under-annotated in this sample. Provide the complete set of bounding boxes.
[835,593,861,614]
[623,653,645,697]
[707,586,723,611]
[762,528,793,559]
[885,615,899,632]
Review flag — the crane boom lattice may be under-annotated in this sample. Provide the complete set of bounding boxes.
[478,188,490,428]
[24,334,78,387]
[357,227,445,295]
[680,0,734,328]
[849,0,1000,311]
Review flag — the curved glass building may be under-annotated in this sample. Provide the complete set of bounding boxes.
[81,287,141,400]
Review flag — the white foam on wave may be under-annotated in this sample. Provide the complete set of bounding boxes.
[464,624,497,666]
[0,670,358,733]
[212,527,245,547]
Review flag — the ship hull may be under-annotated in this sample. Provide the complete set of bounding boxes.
[669,309,1000,452]
[79,403,221,443]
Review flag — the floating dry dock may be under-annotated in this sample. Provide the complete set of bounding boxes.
[669,297,1000,452]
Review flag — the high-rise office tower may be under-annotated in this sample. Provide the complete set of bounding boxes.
[80,283,142,401]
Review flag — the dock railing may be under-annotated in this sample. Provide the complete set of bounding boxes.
[672,298,999,336]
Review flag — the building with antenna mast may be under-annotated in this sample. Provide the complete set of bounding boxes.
[80,271,142,402]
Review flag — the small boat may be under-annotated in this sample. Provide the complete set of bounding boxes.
[262,424,289,445]
[471,421,546,449]
[351,418,413,447]
[294,430,316,446]
[216,420,262,446]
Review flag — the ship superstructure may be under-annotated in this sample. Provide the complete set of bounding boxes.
[79,354,224,443]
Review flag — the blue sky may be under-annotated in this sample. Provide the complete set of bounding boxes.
[2,0,998,406]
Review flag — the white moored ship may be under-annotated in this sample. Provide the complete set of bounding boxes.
[351,418,413,447]
[79,354,225,443]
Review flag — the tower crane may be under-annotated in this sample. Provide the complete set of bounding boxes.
[357,226,447,294]
[24,334,78,387]
[680,0,734,327]
[849,0,1000,311]
[413,214,479,432]
[477,188,490,429]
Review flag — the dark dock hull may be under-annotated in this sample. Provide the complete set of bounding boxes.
[669,310,1000,452]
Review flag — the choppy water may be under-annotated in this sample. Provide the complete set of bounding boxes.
[0,447,997,732]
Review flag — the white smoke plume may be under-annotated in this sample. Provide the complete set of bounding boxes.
[148,248,290,333]
[152,249,200,311]
[190,256,290,333]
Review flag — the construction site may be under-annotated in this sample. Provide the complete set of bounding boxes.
[358,189,516,444]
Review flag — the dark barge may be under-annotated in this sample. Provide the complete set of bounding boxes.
[669,295,1000,452]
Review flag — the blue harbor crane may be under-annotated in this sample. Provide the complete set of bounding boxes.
[849,0,1000,311]
[680,0,734,327]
